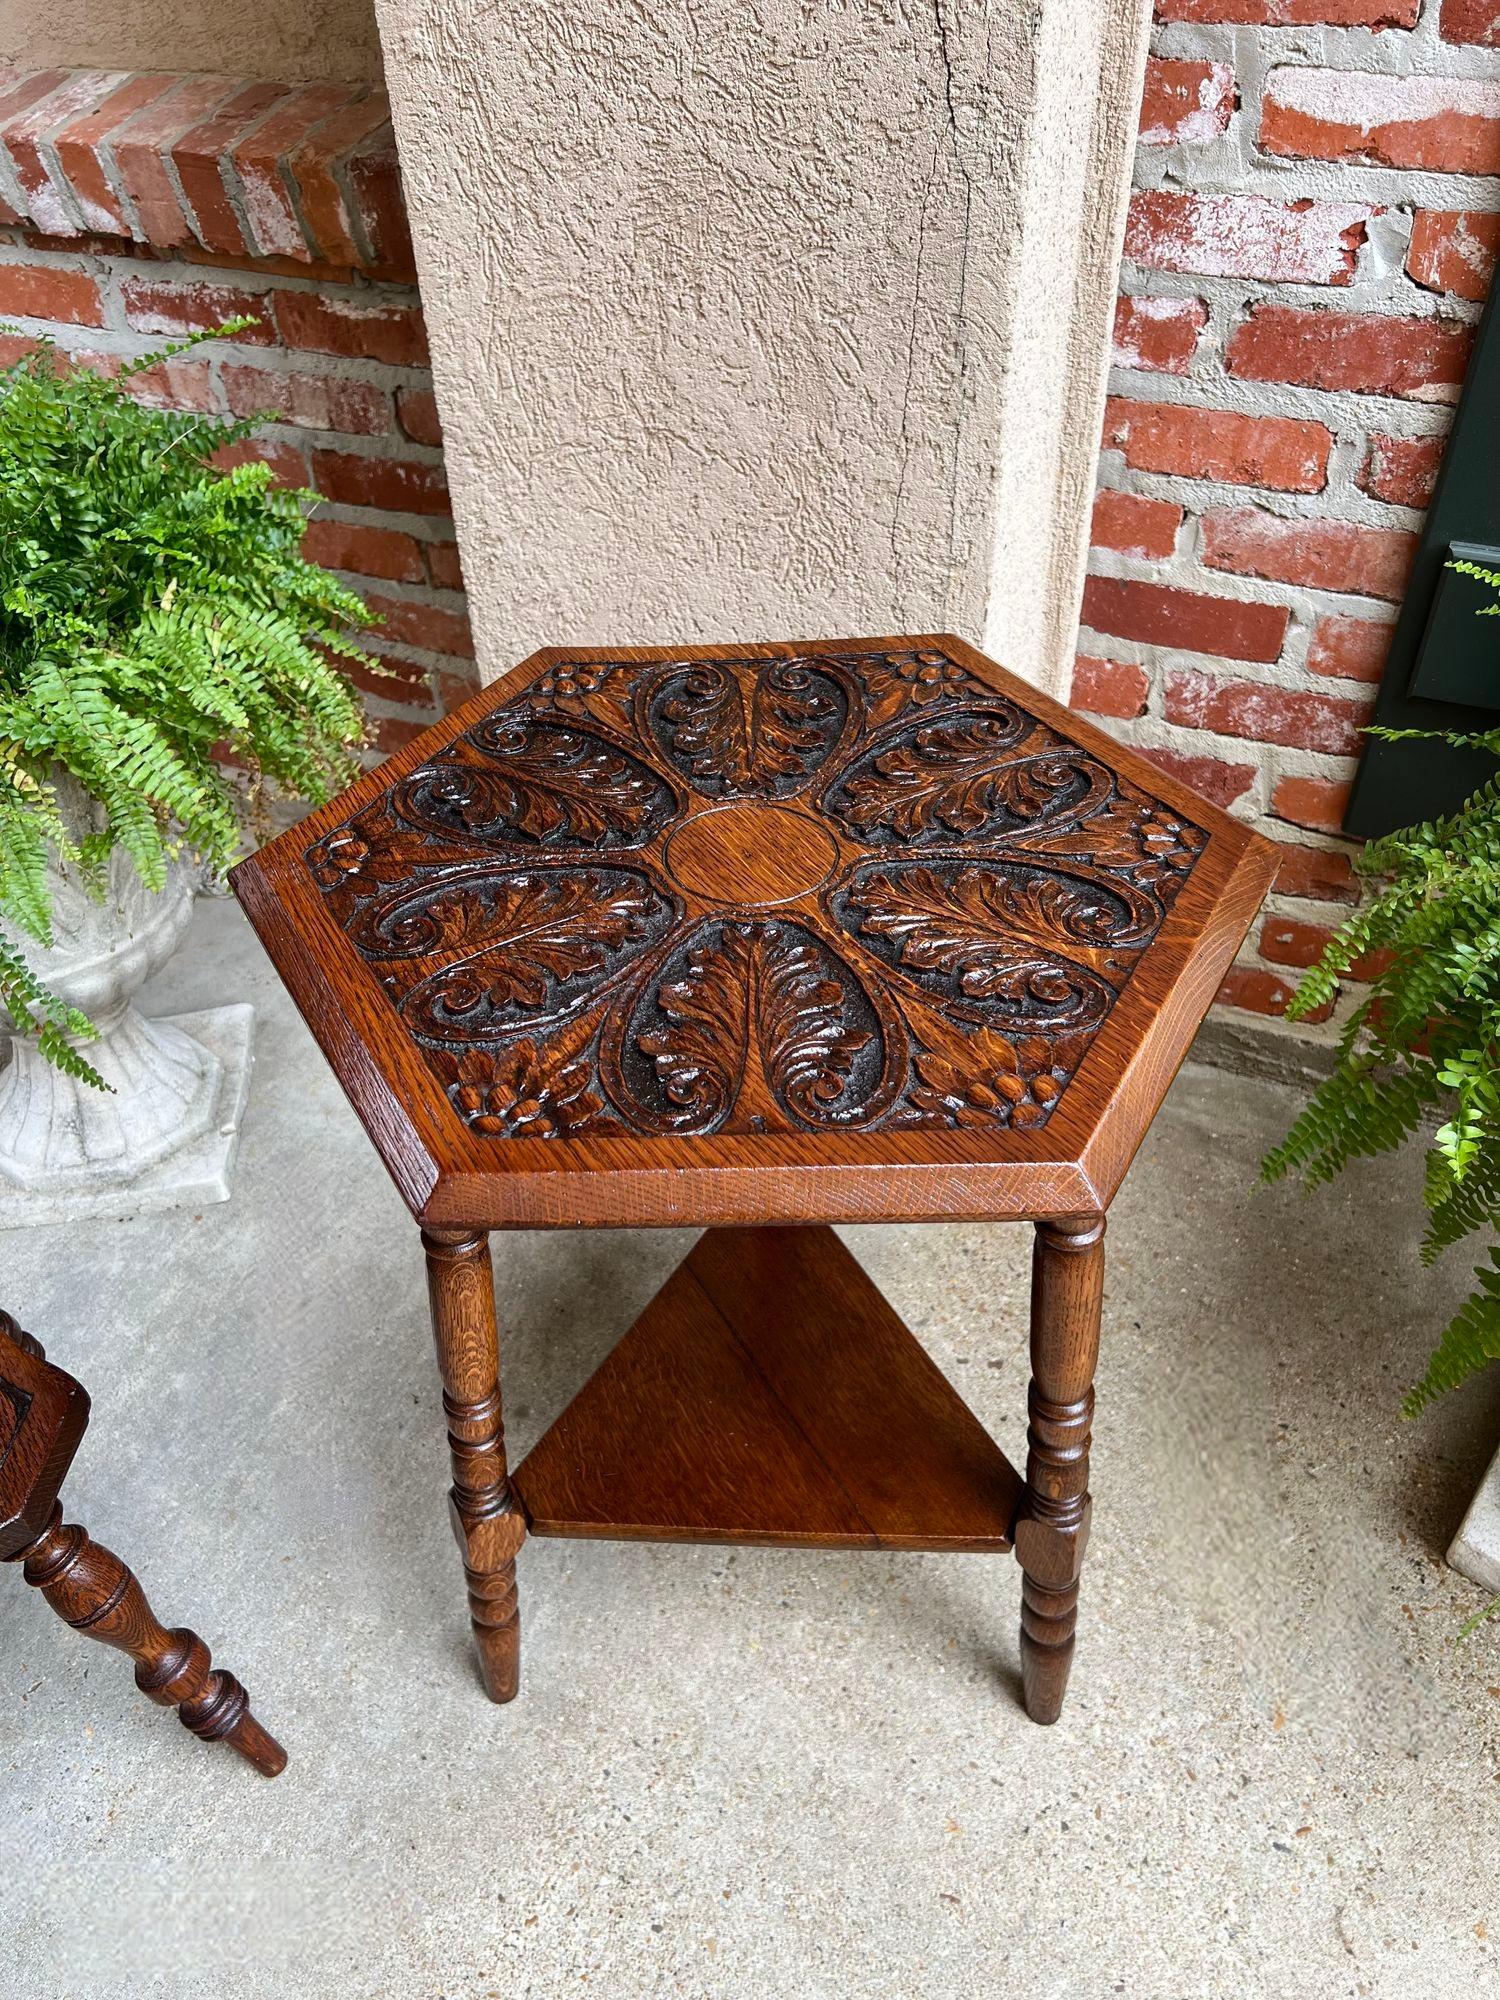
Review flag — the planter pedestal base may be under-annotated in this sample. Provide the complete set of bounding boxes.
[0,1003,253,1230]
[1449,1440,1500,1598]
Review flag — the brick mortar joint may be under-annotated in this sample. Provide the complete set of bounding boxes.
[0,68,409,278]
[0,231,421,305]
[1105,357,1476,428]
[1095,460,1433,533]
[1150,12,1492,83]
[1082,548,1414,623]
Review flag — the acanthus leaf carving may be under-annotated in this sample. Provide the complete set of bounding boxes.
[755,923,888,1129]
[396,719,676,849]
[1017,788,1207,890]
[837,862,1157,1028]
[825,715,1111,846]
[353,866,676,1042]
[645,658,849,798]
[610,920,889,1135]
[626,925,749,1133]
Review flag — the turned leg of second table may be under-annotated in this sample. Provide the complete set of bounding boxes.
[422,1227,526,1703]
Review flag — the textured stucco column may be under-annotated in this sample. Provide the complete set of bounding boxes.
[374,0,1149,697]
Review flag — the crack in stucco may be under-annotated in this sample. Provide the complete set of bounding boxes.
[942,173,977,625]
[890,129,941,607]
[931,0,976,192]
[932,0,978,627]
[890,0,980,621]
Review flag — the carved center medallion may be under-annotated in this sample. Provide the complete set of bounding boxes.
[664,803,838,907]
[306,645,1207,1142]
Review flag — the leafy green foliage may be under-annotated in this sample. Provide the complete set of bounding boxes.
[1460,1590,1500,1641]
[1262,691,1500,1413]
[0,326,375,1081]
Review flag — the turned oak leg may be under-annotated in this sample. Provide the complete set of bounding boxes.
[1015,1214,1105,1726]
[422,1227,524,1703]
[6,1504,287,1776]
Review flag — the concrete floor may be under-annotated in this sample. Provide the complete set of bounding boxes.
[2,894,1498,2000]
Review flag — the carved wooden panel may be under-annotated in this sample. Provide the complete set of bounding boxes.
[0,1312,89,1559]
[306,647,1206,1142]
[0,1377,29,1467]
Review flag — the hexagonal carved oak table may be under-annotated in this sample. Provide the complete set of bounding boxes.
[231,633,1276,1723]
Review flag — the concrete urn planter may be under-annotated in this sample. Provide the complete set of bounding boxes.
[0,780,253,1226]
[1449,1443,1500,1601]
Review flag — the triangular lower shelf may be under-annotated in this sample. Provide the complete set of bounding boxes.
[510,1225,1023,1554]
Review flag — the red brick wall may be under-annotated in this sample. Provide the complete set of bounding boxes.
[0,69,472,759]
[1077,0,1500,1040]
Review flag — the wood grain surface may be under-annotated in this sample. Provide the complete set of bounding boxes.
[422,1229,524,1702]
[0,1308,88,1562]
[510,1225,1023,1553]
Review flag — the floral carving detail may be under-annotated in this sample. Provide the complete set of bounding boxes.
[305,646,1208,1138]
[431,1041,612,1138]
[858,649,977,730]
[903,1029,1066,1133]
[305,798,436,924]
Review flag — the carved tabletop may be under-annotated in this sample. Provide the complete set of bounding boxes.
[232,634,1278,1229]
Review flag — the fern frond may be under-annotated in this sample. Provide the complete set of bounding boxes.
[1265,686,1500,1412]
[1262,1051,1440,1189]
[0,927,104,1088]
[1402,1250,1500,1414]
[0,326,374,1082]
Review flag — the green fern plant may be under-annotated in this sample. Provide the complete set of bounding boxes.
[1262,575,1500,1412]
[0,324,375,1085]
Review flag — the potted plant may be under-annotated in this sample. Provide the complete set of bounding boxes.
[0,326,372,1215]
[1263,630,1500,1617]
